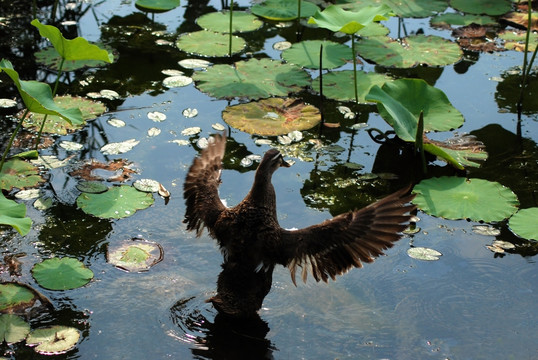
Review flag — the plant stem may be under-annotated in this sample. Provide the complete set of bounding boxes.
[229,0,234,57]
[319,44,324,128]
[516,0,537,120]
[297,0,301,21]
[0,109,30,173]
[351,35,359,104]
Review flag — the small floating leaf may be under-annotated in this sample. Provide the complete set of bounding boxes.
[163,75,192,88]
[212,123,225,131]
[176,30,246,57]
[472,225,501,236]
[133,179,160,193]
[182,108,198,118]
[26,326,80,355]
[100,139,140,155]
[32,257,93,290]
[0,283,37,313]
[0,314,30,344]
[181,127,201,136]
[14,189,41,200]
[76,181,108,194]
[178,59,210,69]
[33,197,53,211]
[147,111,166,122]
[107,118,126,127]
[197,11,263,33]
[107,239,164,272]
[407,247,442,261]
[147,127,161,137]
[0,99,17,108]
[0,159,44,191]
[508,208,538,241]
[76,185,154,219]
[59,141,83,151]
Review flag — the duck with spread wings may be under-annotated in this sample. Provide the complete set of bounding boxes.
[183,134,416,318]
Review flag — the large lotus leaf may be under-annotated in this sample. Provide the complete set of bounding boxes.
[23,96,106,135]
[35,46,115,71]
[356,35,463,68]
[32,257,94,291]
[367,79,464,139]
[423,141,488,170]
[108,240,164,272]
[176,30,246,57]
[312,70,391,103]
[222,98,321,136]
[31,19,112,63]
[197,11,263,33]
[412,177,519,222]
[308,5,392,35]
[0,314,30,344]
[193,58,311,100]
[508,208,538,241]
[26,326,80,355]
[0,159,44,191]
[0,192,32,236]
[135,0,179,12]
[431,13,497,27]
[282,40,352,69]
[450,0,511,16]
[0,283,37,313]
[0,59,82,125]
[252,0,320,21]
[76,185,154,219]
[337,0,448,18]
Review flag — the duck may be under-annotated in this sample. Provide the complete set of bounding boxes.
[183,134,416,318]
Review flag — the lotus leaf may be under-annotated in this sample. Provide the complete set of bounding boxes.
[281,40,352,69]
[412,177,519,222]
[337,0,448,18]
[356,35,463,68]
[135,0,179,12]
[308,5,392,35]
[407,247,442,261]
[0,159,44,191]
[450,0,511,16]
[193,58,311,100]
[176,30,246,57]
[133,179,160,192]
[76,181,108,194]
[252,0,320,21]
[222,98,321,136]
[499,30,538,52]
[26,325,80,355]
[0,283,37,313]
[0,192,32,236]
[197,11,263,33]
[423,135,488,169]
[35,46,115,72]
[32,257,94,290]
[508,208,538,241]
[313,70,391,103]
[431,13,497,27]
[0,314,30,344]
[100,139,140,155]
[108,240,164,272]
[76,185,154,219]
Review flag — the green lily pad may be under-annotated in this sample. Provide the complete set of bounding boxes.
[313,70,391,103]
[499,30,538,52]
[356,35,463,68]
[222,98,321,136]
[0,314,30,344]
[508,208,538,241]
[76,181,108,194]
[431,13,497,27]
[308,4,392,35]
[176,30,246,57]
[450,0,511,16]
[133,179,160,192]
[412,177,519,222]
[407,247,442,261]
[0,159,44,191]
[337,0,448,18]
[32,257,94,291]
[26,326,80,355]
[23,96,106,135]
[0,283,36,313]
[107,239,164,272]
[0,192,32,236]
[35,45,115,71]
[135,0,179,12]
[281,40,352,69]
[193,58,311,100]
[197,11,263,33]
[76,185,154,219]
[251,0,320,21]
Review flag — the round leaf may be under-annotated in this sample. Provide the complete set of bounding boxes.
[0,314,30,344]
[407,247,442,261]
[412,177,519,222]
[26,326,80,355]
[0,283,37,313]
[337,0,448,18]
[176,30,246,57]
[450,0,511,16]
[32,257,94,291]
[135,0,179,12]
[76,185,154,219]
[252,0,320,21]
[312,70,391,103]
[76,181,108,194]
[197,11,263,33]
[108,239,164,272]
[282,40,352,69]
[308,5,392,34]
[0,159,44,191]
[508,208,538,241]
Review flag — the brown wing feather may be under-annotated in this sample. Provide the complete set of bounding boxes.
[183,134,227,237]
[279,186,416,285]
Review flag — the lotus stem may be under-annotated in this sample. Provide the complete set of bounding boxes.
[319,44,324,128]
[0,109,30,173]
[297,0,301,21]
[229,0,234,57]
[517,0,538,120]
[351,34,359,104]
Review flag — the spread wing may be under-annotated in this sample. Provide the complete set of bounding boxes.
[279,186,416,285]
[183,134,227,237]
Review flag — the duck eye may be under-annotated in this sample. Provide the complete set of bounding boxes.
[271,152,281,162]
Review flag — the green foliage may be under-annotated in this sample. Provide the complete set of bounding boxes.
[197,11,263,33]
[282,40,352,69]
[135,0,180,12]
[252,0,319,21]
[508,208,538,241]
[176,30,246,57]
[0,283,36,312]
[308,4,392,34]
[0,159,44,191]
[312,70,391,103]
[0,192,32,236]
[32,257,94,290]
[0,314,30,344]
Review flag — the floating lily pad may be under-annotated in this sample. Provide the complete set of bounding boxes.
[450,0,511,16]
[337,0,448,18]
[23,96,106,135]
[76,181,108,194]
[282,40,352,69]
[0,159,44,191]
[135,0,179,12]
[176,30,246,57]
[431,13,497,27]
[197,11,263,33]
[407,247,442,261]
[0,193,32,236]
[312,70,391,103]
[59,141,83,151]
[193,58,311,100]
[178,58,211,69]
[26,326,80,355]
[356,35,463,68]
[499,30,538,52]
[0,314,30,344]
[107,239,164,272]
[100,139,140,155]
[252,0,320,21]
[508,208,538,241]
[0,283,37,313]
[412,177,519,222]
[222,98,321,136]
[76,185,154,219]
[133,178,160,192]
[163,75,192,88]
[32,257,94,290]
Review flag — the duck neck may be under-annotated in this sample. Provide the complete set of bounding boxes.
[248,169,276,210]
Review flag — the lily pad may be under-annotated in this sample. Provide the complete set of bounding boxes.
[32,257,94,290]
[499,30,538,52]
[100,139,140,155]
[193,58,311,100]
[176,30,246,57]
[0,283,36,313]
[222,98,321,136]
[0,192,32,236]
[0,314,30,344]
[450,0,511,16]
[0,159,44,191]
[107,239,164,272]
[412,177,519,222]
[407,247,442,261]
[337,0,448,18]
[252,0,320,21]
[281,40,352,69]
[431,13,497,27]
[135,0,179,12]
[23,96,106,135]
[312,70,391,103]
[133,179,160,192]
[197,11,263,33]
[26,326,80,355]
[356,35,463,68]
[76,185,154,219]
[76,181,108,194]
[508,208,538,241]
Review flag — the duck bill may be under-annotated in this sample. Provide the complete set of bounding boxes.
[280,156,291,167]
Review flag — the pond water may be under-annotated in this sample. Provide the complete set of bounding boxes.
[0,0,537,359]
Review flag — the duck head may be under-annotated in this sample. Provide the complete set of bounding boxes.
[259,149,291,174]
